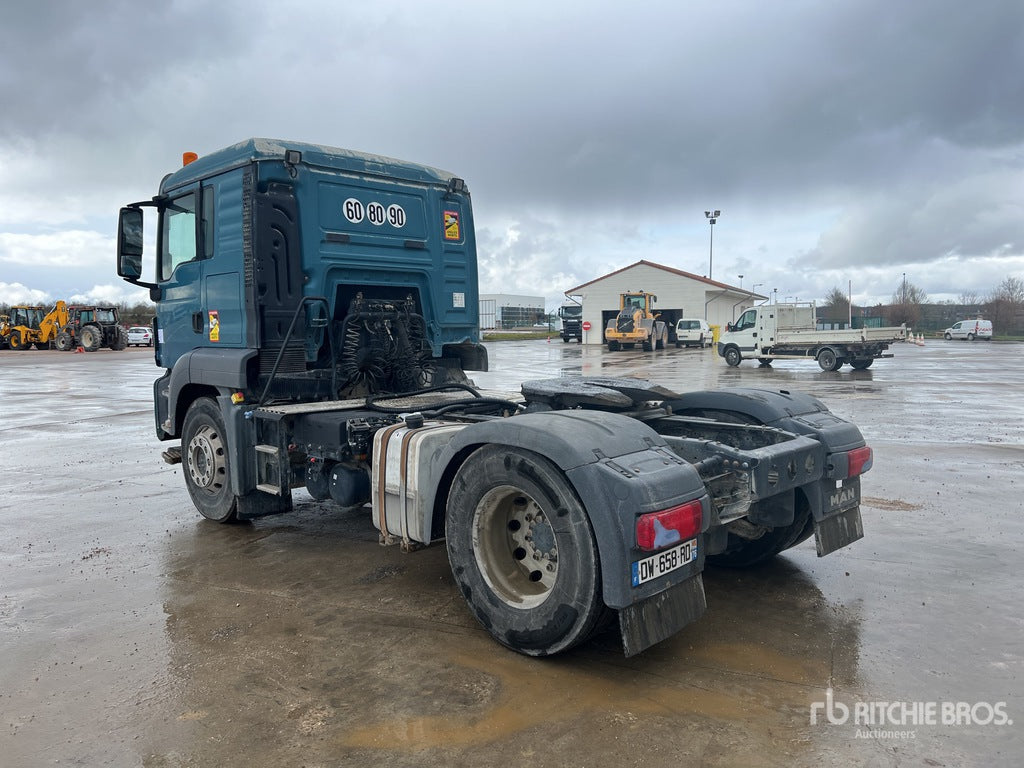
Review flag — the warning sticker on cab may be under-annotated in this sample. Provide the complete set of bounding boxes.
[444,210,460,241]
[208,311,220,342]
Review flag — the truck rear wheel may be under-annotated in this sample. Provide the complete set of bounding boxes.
[445,445,608,656]
[724,346,741,367]
[850,358,873,370]
[817,348,840,371]
[708,501,812,568]
[182,398,239,523]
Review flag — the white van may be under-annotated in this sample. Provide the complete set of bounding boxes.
[943,318,992,341]
[675,318,712,348]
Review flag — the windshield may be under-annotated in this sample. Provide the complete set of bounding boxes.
[558,306,582,318]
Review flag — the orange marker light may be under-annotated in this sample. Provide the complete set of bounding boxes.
[182,151,199,166]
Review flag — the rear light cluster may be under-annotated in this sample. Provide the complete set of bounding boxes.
[636,500,702,552]
[847,445,873,478]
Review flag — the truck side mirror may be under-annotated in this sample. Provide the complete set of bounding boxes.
[117,207,144,279]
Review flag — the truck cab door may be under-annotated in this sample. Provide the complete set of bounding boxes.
[155,188,203,367]
[731,308,760,352]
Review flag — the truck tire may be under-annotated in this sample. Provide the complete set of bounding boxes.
[80,325,103,352]
[8,331,25,350]
[111,327,128,350]
[708,501,812,568]
[850,358,873,370]
[944,332,952,340]
[967,333,975,341]
[607,340,620,351]
[724,346,742,367]
[445,445,608,656]
[55,331,73,351]
[816,348,839,371]
[35,340,51,350]
[757,358,772,366]
[642,339,653,352]
[182,397,239,523]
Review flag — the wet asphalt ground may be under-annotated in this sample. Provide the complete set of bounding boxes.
[0,339,1021,767]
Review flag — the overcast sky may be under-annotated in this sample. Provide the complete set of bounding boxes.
[1,0,1022,311]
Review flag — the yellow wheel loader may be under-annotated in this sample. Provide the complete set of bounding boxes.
[605,292,667,352]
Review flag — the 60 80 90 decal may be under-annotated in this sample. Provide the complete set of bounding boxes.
[343,198,406,228]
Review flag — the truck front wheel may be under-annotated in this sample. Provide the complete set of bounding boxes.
[445,445,608,656]
[724,347,742,367]
[182,398,239,523]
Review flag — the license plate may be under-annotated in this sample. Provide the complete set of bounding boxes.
[631,538,698,586]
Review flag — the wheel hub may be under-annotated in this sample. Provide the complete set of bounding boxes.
[473,486,558,609]
[186,425,225,492]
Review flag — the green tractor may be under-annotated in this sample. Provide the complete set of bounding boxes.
[59,306,128,352]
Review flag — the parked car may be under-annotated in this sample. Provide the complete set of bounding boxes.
[944,319,992,341]
[675,318,712,348]
[127,326,153,347]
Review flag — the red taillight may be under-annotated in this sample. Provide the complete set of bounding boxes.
[636,500,702,552]
[847,445,873,477]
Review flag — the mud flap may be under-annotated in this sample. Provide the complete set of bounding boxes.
[618,574,706,657]
[814,506,864,556]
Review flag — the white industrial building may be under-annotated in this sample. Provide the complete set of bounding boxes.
[478,293,545,330]
[565,260,764,344]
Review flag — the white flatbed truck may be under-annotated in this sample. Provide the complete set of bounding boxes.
[719,302,906,371]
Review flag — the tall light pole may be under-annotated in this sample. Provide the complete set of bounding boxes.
[704,209,720,279]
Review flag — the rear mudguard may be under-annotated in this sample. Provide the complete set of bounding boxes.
[437,410,711,611]
[664,387,867,549]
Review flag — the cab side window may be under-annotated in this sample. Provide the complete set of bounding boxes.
[735,309,757,331]
[160,193,197,281]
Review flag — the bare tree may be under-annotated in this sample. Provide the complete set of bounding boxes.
[890,278,928,326]
[819,286,851,323]
[958,291,980,307]
[985,276,1024,334]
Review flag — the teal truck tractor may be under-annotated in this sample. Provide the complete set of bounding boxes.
[116,139,872,657]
